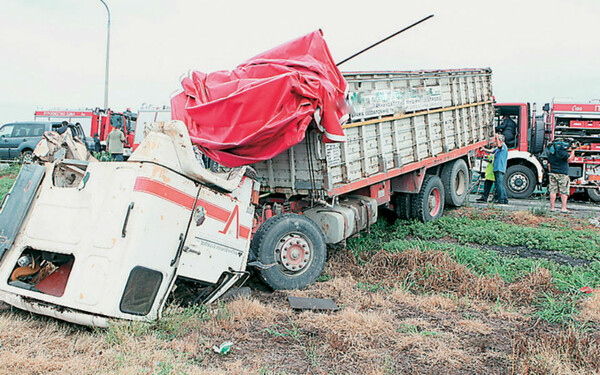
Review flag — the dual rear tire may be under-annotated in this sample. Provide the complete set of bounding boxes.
[395,159,469,222]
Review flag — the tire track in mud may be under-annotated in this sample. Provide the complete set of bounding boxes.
[429,238,595,267]
[481,244,595,267]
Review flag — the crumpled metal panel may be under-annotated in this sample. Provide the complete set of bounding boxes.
[0,164,45,260]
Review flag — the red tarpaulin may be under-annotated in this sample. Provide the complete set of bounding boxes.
[170,30,349,167]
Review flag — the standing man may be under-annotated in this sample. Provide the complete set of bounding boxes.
[482,134,509,204]
[106,125,125,161]
[547,140,575,213]
[56,121,69,135]
[93,133,101,153]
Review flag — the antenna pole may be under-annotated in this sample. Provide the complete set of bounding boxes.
[336,14,434,66]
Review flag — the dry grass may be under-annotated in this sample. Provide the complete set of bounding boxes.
[0,245,596,374]
[580,291,600,323]
[511,211,546,227]
[513,327,600,375]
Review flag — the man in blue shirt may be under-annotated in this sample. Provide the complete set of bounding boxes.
[482,134,509,204]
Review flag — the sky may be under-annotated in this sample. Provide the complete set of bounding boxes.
[1,0,599,125]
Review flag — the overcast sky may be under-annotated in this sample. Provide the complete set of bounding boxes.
[1,0,599,124]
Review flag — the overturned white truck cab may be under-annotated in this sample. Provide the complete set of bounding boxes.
[0,121,259,327]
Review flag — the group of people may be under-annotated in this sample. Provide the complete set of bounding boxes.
[92,126,126,161]
[477,133,509,204]
[477,125,575,213]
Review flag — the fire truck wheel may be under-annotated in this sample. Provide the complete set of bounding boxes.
[251,213,326,290]
[504,165,536,199]
[587,188,600,203]
[411,175,445,222]
[441,159,469,207]
[394,193,412,220]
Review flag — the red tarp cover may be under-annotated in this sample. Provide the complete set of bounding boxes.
[170,30,348,167]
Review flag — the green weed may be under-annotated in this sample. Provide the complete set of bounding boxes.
[0,162,20,202]
[529,205,550,217]
[356,281,388,293]
[262,318,303,342]
[104,320,151,346]
[396,323,439,337]
[347,212,600,325]
[534,291,581,325]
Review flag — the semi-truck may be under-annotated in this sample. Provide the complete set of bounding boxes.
[0,31,494,326]
[492,100,600,200]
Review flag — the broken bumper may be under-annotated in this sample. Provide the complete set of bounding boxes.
[0,290,110,327]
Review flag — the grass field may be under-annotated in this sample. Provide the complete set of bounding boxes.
[0,163,20,202]
[0,176,599,374]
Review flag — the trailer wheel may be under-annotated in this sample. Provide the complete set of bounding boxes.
[394,193,412,220]
[587,188,600,203]
[411,175,445,222]
[250,213,326,290]
[504,165,536,199]
[441,159,469,207]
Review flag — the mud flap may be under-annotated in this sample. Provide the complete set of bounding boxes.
[0,164,45,260]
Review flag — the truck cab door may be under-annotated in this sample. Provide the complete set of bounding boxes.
[177,176,255,291]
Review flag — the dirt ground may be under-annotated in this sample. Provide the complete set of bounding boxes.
[0,203,599,374]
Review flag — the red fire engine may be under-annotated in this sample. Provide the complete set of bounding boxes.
[34,109,137,156]
[492,100,600,201]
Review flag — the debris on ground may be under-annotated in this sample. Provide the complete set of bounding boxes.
[212,341,233,355]
[287,296,339,312]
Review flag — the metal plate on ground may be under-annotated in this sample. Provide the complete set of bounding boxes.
[287,296,339,312]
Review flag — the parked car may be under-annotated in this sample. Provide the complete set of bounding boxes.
[0,122,88,162]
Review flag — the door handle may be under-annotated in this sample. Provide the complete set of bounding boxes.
[121,202,135,238]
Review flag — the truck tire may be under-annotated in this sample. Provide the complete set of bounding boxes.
[504,165,536,199]
[411,175,445,222]
[250,213,326,290]
[440,159,469,207]
[531,118,546,154]
[394,193,412,220]
[587,188,600,203]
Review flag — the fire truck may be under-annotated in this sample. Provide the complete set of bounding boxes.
[493,100,600,200]
[34,109,137,156]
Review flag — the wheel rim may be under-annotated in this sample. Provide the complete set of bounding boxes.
[508,172,529,193]
[275,232,313,275]
[428,188,441,217]
[454,169,466,196]
[22,153,33,164]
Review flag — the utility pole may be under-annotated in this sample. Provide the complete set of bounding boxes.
[99,0,110,110]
